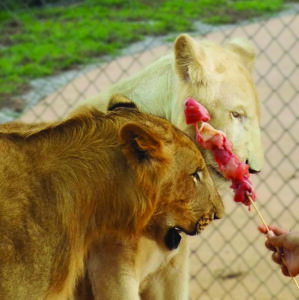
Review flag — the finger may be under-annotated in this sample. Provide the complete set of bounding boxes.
[272,251,283,265]
[258,225,268,234]
[265,239,276,252]
[281,264,291,277]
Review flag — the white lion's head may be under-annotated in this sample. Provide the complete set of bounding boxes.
[173,34,264,185]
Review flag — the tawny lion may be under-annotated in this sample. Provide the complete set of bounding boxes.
[0,96,224,299]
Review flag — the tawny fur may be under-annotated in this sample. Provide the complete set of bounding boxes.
[0,103,223,299]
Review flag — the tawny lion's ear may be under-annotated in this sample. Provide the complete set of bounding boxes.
[119,123,164,164]
[226,38,256,71]
[174,34,205,83]
[107,94,138,111]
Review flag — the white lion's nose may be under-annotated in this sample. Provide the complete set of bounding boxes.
[249,168,261,174]
[246,160,261,174]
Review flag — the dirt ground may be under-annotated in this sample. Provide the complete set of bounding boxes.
[19,12,299,300]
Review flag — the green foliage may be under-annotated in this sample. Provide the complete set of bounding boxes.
[231,0,283,12]
[0,0,294,102]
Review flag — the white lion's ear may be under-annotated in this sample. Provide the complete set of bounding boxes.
[119,123,165,166]
[226,38,256,71]
[174,34,205,83]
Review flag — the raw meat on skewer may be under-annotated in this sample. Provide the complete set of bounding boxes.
[184,98,256,209]
[184,98,299,289]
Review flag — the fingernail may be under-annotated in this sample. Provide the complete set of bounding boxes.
[268,230,275,238]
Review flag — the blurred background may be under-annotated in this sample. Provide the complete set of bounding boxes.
[1,0,299,299]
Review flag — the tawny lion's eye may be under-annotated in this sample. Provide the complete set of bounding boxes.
[192,169,202,184]
[231,111,243,120]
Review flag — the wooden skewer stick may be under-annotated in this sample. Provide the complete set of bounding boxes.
[247,195,299,290]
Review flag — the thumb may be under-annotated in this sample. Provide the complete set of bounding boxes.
[268,234,286,248]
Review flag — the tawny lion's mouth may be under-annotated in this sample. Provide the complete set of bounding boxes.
[174,214,214,236]
[165,214,215,250]
[197,214,214,234]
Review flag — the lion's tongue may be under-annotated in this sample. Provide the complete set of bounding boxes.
[184,98,256,209]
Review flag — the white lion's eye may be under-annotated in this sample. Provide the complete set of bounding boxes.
[231,111,243,121]
[192,169,202,184]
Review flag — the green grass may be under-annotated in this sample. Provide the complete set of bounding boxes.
[0,0,297,102]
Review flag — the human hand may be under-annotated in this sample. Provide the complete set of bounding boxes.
[258,225,299,277]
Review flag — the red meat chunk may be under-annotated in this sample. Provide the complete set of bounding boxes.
[184,98,210,124]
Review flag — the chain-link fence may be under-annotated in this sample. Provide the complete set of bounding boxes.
[1,1,299,299]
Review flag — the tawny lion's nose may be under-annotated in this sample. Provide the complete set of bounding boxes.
[214,213,221,220]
